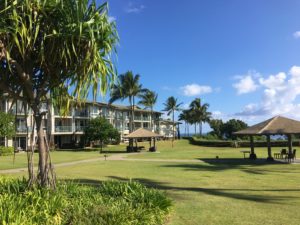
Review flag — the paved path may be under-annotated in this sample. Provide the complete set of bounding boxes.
[0,153,202,174]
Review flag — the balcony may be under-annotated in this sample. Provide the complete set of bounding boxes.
[75,126,86,132]
[16,126,32,133]
[74,111,89,117]
[54,109,72,117]
[55,126,72,132]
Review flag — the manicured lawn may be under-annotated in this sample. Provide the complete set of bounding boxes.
[1,140,300,225]
[128,139,300,160]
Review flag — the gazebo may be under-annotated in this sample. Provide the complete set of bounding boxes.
[125,128,163,152]
[234,116,300,161]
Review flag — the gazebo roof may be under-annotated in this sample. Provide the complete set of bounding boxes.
[125,128,163,139]
[234,116,300,135]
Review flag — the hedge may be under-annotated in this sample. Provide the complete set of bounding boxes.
[189,137,300,148]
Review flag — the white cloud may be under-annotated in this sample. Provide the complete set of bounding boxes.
[233,72,259,95]
[108,16,116,23]
[125,2,145,13]
[235,66,300,120]
[180,84,212,96]
[293,31,300,39]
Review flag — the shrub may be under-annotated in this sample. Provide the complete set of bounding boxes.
[0,146,14,156]
[0,178,172,225]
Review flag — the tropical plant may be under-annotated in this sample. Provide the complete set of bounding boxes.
[109,71,147,132]
[163,96,182,146]
[138,90,158,131]
[188,98,211,136]
[178,110,190,136]
[84,117,120,152]
[0,0,118,187]
[0,177,172,225]
[209,119,224,139]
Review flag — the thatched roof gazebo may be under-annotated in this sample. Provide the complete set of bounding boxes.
[125,128,163,152]
[234,116,300,161]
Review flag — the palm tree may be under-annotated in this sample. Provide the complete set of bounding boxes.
[163,97,182,147]
[138,90,158,132]
[189,98,211,136]
[178,110,190,136]
[109,71,146,133]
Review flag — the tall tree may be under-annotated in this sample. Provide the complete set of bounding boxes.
[189,98,211,136]
[138,90,158,131]
[0,0,118,187]
[209,119,224,139]
[163,96,182,147]
[109,71,147,132]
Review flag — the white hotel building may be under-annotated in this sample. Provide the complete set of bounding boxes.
[0,98,177,150]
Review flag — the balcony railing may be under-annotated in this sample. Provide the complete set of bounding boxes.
[75,126,86,132]
[16,126,32,133]
[55,126,72,132]
[74,111,89,117]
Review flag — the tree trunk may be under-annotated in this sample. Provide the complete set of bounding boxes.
[194,124,196,135]
[35,114,48,186]
[132,96,135,131]
[199,122,202,136]
[151,107,153,132]
[172,110,174,147]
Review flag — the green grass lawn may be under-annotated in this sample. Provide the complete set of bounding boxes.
[1,140,300,225]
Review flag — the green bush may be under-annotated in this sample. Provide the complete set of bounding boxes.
[0,178,172,225]
[0,146,14,156]
[190,137,300,148]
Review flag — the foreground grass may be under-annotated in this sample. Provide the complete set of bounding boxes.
[1,140,300,225]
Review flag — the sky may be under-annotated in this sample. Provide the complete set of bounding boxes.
[96,0,300,132]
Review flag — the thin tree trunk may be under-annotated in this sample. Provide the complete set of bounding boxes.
[200,122,202,136]
[132,96,135,131]
[194,124,196,135]
[35,113,48,186]
[172,110,174,147]
[151,107,153,132]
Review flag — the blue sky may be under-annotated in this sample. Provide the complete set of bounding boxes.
[97,0,300,131]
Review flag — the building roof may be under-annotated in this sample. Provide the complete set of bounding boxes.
[125,128,163,139]
[234,116,300,135]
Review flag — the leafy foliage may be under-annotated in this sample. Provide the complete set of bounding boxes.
[138,90,158,130]
[0,178,172,225]
[209,119,248,140]
[0,111,15,138]
[0,146,14,156]
[84,117,120,150]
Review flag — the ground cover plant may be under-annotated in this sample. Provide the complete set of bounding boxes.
[0,177,172,225]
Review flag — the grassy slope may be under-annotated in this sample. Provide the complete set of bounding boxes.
[1,140,300,225]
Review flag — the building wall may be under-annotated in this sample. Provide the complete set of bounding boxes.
[0,98,176,149]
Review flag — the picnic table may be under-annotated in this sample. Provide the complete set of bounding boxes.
[240,150,250,159]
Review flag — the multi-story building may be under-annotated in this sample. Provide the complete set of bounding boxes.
[0,98,177,150]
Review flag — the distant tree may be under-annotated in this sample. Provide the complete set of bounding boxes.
[163,96,182,147]
[84,117,120,152]
[109,71,147,132]
[209,119,223,139]
[0,112,15,145]
[222,119,248,140]
[138,90,158,131]
[188,98,211,136]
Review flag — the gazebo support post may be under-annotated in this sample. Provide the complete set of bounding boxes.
[249,136,257,160]
[287,134,293,154]
[266,135,274,161]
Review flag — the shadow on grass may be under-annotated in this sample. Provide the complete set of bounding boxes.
[105,176,299,204]
[60,176,300,204]
[159,158,292,175]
